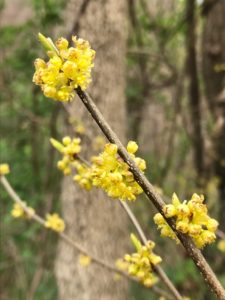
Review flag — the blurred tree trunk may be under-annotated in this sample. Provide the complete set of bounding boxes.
[202,0,225,229]
[55,1,129,299]
[185,0,204,180]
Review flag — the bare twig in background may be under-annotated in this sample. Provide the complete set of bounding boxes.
[119,201,183,300]
[75,87,225,299]
[0,175,176,300]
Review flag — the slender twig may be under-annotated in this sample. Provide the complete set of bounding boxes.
[119,201,147,244]
[0,175,175,300]
[75,87,225,299]
[0,176,126,277]
[119,201,183,300]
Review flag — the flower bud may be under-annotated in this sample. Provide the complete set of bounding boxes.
[127,141,138,154]
[163,204,177,218]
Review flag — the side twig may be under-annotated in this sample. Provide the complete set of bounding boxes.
[119,201,184,300]
[0,175,174,300]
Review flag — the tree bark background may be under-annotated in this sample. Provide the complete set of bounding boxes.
[202,0,225,229]
[55,1,129,299]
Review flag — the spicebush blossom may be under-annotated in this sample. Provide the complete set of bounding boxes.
[50,136,81,175]
[11,202,35,219]
[91,141,146,201]
[116,234,161,287]
[51,136,146,201]
[45,213,65,232]
[33,34,95,101]
[0,163,10,175]
[79,254,92,267]
[154,193,219,248]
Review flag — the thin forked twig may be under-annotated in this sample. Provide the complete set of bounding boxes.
[75,87,225,300]
[0,176,126,277]
[0,175,175,300]
[119,201,183,300]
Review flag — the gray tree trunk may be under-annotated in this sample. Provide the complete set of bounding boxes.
[55,1,129,299]
[202,0,225,229]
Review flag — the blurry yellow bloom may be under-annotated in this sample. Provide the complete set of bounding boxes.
[217,240,225,253]
[0,164,10,175]
[117,234,161,287]
[51,137,81,175]
[75,124,86,134]
[154,193,219,248]
[45,213,65,232]
[113,273,122,281]
[79,254,91,267]
[11,202,35,219]
[92,136,106,151]
[33,34,95,101]
[73,161,93,190]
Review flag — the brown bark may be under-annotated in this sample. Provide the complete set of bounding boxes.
[186,0,204,179]
[55,1,129,299]
[127,0,151,141]
[202,0,225,229]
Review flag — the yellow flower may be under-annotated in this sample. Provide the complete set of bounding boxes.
[33,34,95,101]
[0,163,10,175]
[117,234,161,287]
[127,141,138,154]
[45,213,65,232]
[217,240,225,253]
[50,137,81,175]
[79,254,92,267]
[154,193,219,248]
[90,141,146,201]
[75,124,86,135]
[73,161,93,190]
[11,202,35,219]
[92,136,106,151]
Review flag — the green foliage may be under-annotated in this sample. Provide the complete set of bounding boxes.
[0,1,65,299]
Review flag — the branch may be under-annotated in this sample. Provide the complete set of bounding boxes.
[119,201,183,300]
[75,87,225,299]
[0,175,174,300]
[0,176,126,277]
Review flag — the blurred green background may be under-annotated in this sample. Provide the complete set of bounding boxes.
[0,0,225,299]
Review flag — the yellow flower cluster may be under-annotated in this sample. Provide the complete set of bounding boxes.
[73,161,92,190]
[33,33,95,101]
[50,137,81,175]
[91,141,146,201]
[0,163,10,175]
[51,136,146,201]
[11,202,35,219]
[45,213,65,232]
[154,193,219,248]
[117,234,161,287]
